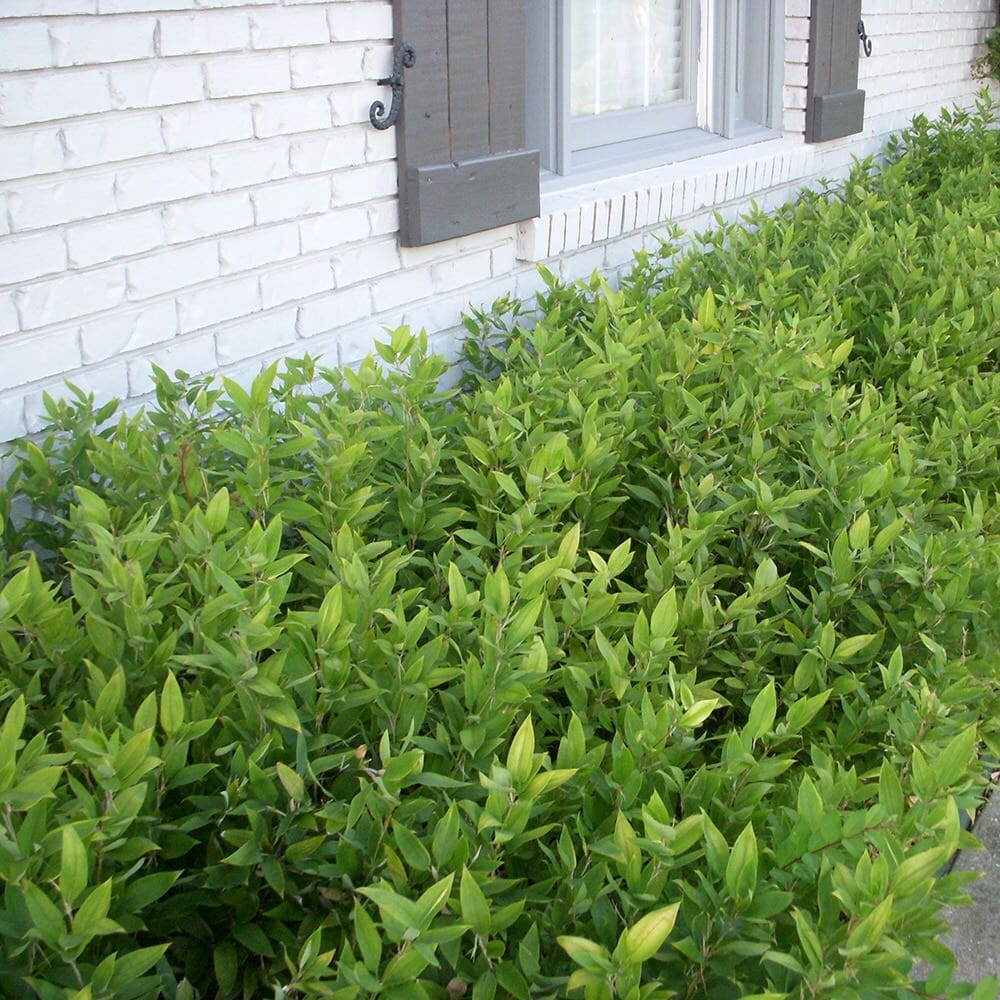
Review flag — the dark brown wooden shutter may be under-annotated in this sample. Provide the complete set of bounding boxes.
[805,0,866,143]
[392,0,540,247]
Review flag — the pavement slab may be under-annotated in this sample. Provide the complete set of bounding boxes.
[938,786,1000,985]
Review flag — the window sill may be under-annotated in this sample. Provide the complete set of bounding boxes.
[517,125,810,262]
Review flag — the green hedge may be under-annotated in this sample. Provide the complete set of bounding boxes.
[1,97,999,1000]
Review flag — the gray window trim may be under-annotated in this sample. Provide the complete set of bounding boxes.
[527,0,783,178]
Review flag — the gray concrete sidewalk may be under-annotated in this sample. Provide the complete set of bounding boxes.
[937,787,1000,985]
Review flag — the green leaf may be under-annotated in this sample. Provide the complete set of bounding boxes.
[276,762,306,803]
[843,895,893,957]
[72,879,113,937]
[784,689,831,734]
[214,942,239,994]
[650,588,678,640]
[832,633,878,662]
[725,822,758,902]
[744,681,776,744]
[932,724,978,788]
[160,670,184,737]
[414,872,455,927]
[506,715,535,787]
[557,935,612,973]
[615,903,680,964]
[23,882,66,946]
[460,867,492,936]
[59,825,88,905]
[354,902,382,971]
[890,846,951,898]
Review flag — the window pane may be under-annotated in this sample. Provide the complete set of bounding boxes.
[571,0,689,118]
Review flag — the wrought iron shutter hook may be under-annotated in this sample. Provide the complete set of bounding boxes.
[858,20,873,57]
[369,43,416,130]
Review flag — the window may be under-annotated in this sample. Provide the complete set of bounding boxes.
[525,0,785,179]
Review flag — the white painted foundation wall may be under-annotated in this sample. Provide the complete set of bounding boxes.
[0,0,996,444]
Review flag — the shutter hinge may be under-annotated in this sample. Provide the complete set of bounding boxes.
[858,20,873,58]
[369,43,416,130]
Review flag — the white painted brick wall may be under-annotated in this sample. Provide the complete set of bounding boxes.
[0,0,996,447]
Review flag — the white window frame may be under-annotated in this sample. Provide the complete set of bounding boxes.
[526,0,785,181]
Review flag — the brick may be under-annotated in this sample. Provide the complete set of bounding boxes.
[99,0,194,10]
[177,273,261,333]
[8,173,117,232]
[371,266,432,312]
[157,11,251,56]
[51,17,156,67]
[431,250,492,294]
[0,396,26,443]
[216,307,297,364]
[252,92,331,138]
[109,62,204,110]
[162,100,254,151]
[15,266,127,330]
[164,191,254,244]
[204,52,290,99]
[299,206,368,252]
[0,330,82,392]
[331,162,396,206]
[252,175,330,224]
[80,299,177,362]
[219,222,300,275]
[67,210,165,267]
[289,128,366,173]
[0,293,20,336]
[250,6,329,49]
[331,238,398,285]
[0,129,64,183]
[0,22,53,72]
[210,141,290,190]
[260,256,333,309]
[365,124,397,162]
[327,2,393,42]
[0,70,111,127]
[329,82,377,125]
[296,285,370,338]
[367,199,398,238]
[290,44,365,88]
[126,242,219,299]
[362,43,392,80]
[62,113,165,168]
[515,217,548,262]
[0,0,95,14]
[116,158,212,210]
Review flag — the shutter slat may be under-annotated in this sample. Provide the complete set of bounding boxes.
[394,0,449,164]
[447,0,490,160]
[487,0,526,153]
[805,0,865,143]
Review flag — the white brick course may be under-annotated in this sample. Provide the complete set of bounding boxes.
[67,210,165,266]
[0,22,54,73]
[0,70,111,126]
[116,157,212,209]
[164,191,254,244]
[249,6,330,50]
[63,113,165,167]
[110,61,204,109]
[219,222,300,275]
[0,129,65,183]
[204,51,291,99]
[162,102,254,151]
[177,273,261,333]
[126,241,218,299]
[157,11,251,56]
[51,17,157,67]
[15,266,127,329]
[8,174,117,232]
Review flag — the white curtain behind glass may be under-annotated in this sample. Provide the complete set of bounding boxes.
[571,0,689,117]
